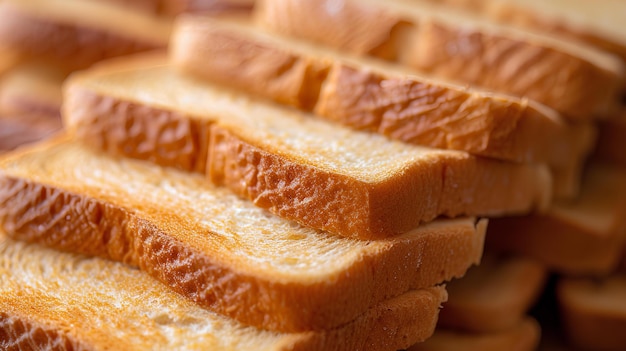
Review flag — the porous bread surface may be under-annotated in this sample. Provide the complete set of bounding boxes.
[172,16,581,167]
[437,255,547,333]
[558,275,626,351]
[65,63,551,239]
[256,0,624,119]
[0,0,170,69]
[0,234,447,351]
[408,317,540,351]
[487,164,626,275]
[0,139,478,332]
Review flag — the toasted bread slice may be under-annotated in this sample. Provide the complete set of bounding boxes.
[437,255,547,332]
[0,114,61,153]
[0,234,447,351]
[164,0,256,15]
[0,138,482,332]
[408,317,541,351]
[172,16,583,169]
[0,63,64,119]
[64,59,551,239]
[558,275,626,351]
[595,109,626,167]
[409,0,626,63]
[488,164,626,275]
[256,0,624,119]
[0,0,171,70]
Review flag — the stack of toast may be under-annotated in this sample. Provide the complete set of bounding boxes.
[0,0,625,350]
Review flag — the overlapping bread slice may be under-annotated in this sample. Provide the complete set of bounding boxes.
[64,58,551,239]
[0,0,171,71]
[0,233,447,351]
[256,0,624,119]
[488,164,626,275]
[558,275,626,351]
[171,16,585,168]
[0,63,64,119]
[436,254,547,333]
[408,0,626,62]
[0,114,61,153]
[0,138,481,332]
[408,317,541,351]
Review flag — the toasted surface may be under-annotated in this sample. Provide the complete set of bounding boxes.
[0,138,480,332]
[64,60,551,239]
[408,317,541,351]
[488,164,626,275]
[594,109,626,167]
[437,255,547,332]
[0,63,64,119]
[0,0,171,70]
[256,0,624,119]
[0,234,447,351]
[558,275,626,351]
[172,16,583,168]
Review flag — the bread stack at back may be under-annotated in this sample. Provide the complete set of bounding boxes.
[246,0,626,349]
[0,0,624,350]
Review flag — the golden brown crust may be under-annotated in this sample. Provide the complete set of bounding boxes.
[437,255,547,333]
[487,165,626,275]
[558,276,626,351]
[172,20,331,110]
[257,0,623,120]
[66,89,211,174]
[172,17,585,168]
[422,0,626,63]
[64,62,550,239]
[408,20,621,120]
[0,233,446,351]
[317,63,572,165]
[209,123,548,239]
[255,0,410,61]
[0,311,90,351]
[0,3,167,71]
[0,140,482,332]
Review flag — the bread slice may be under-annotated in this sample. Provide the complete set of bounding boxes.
[408,317,541,351]
[164,0,256,15]
[0,138,482,332]
[558,275,626,351]
[0,234,447,351]
[0,114,61,153]
[172,16,582,169]
[409,0,626,63]
[436,255,547,333]
[488,164,626,275]
[0,0,171,71]
[0,63,64,119]
[256,0,624,120]
[594,108,626,167]
[64,59,551,239]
